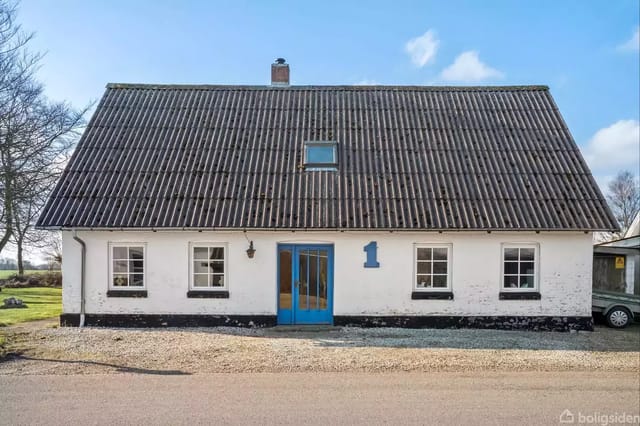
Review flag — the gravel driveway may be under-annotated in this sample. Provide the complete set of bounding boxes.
[1,321,638,375]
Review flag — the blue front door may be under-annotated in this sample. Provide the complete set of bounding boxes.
[277,244,334,325]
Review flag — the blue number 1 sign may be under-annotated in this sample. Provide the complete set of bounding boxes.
[363,241,380,268]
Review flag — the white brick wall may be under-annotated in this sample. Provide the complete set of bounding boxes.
[62,230,593,317]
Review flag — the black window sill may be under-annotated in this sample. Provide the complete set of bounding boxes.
[499,291,541,300]
[107,290,148,298]
[411,291,454,300]
[187,290,229,299]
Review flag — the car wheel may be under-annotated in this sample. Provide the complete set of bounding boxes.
[606,307,631,328]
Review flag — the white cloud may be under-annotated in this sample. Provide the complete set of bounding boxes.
[617,26,639,52]
[405,30,439,67]
[354,79,379,85]
[440,51,504,82]
[583,120,640,175]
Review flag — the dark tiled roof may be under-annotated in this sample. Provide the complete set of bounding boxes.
[37,84,618,231]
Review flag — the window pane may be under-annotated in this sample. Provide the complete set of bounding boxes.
[416,262,432,274]
[129,247,144,260]
[520,262,535,275]
[130,260,144,274]
[131,274,144,287]
[504,275,519,288]
[193,247,209,260]
[113,260,128,273]
[432,275,447,288]
[504,248,519,261]
[113,247,128,260]
[504,262,519,275]
[209,247,224,260]
[433,261,447,274]
[306,145,335,164]
[520,248,535,261]
[193,274,209,287]
[211,274,224,287]
[433,248,448,261]
[113,274,128,287]
[194,260,209,274]
[416,275,431,288]
[417,248,432,261]
[209,261,224,274]
[520,275,535,288]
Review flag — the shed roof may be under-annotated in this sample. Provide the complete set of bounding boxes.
[37,84,618,231]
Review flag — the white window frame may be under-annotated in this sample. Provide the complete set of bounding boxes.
[108,242,147,290]
[413,243,453,292]
[500,243,539,292]
[189,243,228,291]
[304,141,338,170]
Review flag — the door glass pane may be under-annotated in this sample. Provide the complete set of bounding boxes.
[309,251,319,310]
[279,249,292,309]
[319,250,328,309]
[298,251,308,310]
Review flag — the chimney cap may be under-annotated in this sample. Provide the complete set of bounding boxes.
[275,58,286,65]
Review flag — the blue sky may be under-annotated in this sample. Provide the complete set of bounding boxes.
[18,0,640,187]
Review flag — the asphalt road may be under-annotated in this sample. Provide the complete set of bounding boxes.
[1,372,639,425]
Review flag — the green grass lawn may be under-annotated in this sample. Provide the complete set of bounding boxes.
[0,270,49,279]
[0,287,62,326]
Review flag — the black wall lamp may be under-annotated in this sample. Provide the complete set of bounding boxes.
[246,241,256,259]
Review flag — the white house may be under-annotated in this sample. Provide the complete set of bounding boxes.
[37,59,618,330]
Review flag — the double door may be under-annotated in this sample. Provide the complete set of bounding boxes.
[277,244,333,325]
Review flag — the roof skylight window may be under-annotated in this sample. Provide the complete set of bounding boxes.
[304,141,338,170]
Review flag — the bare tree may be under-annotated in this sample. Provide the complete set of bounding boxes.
[0,1,86,255]
[11,179,48,274]
[607,170,640,237]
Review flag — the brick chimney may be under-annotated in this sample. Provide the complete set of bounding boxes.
[271,58,289,86]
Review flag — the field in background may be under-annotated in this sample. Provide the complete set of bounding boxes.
[0,270,50,279]
[0,287,62,326]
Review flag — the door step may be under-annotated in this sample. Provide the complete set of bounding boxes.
[269,325,341,332]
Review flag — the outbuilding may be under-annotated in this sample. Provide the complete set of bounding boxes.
[37,60,618,330]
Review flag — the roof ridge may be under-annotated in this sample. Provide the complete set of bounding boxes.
[106,83,550,91]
